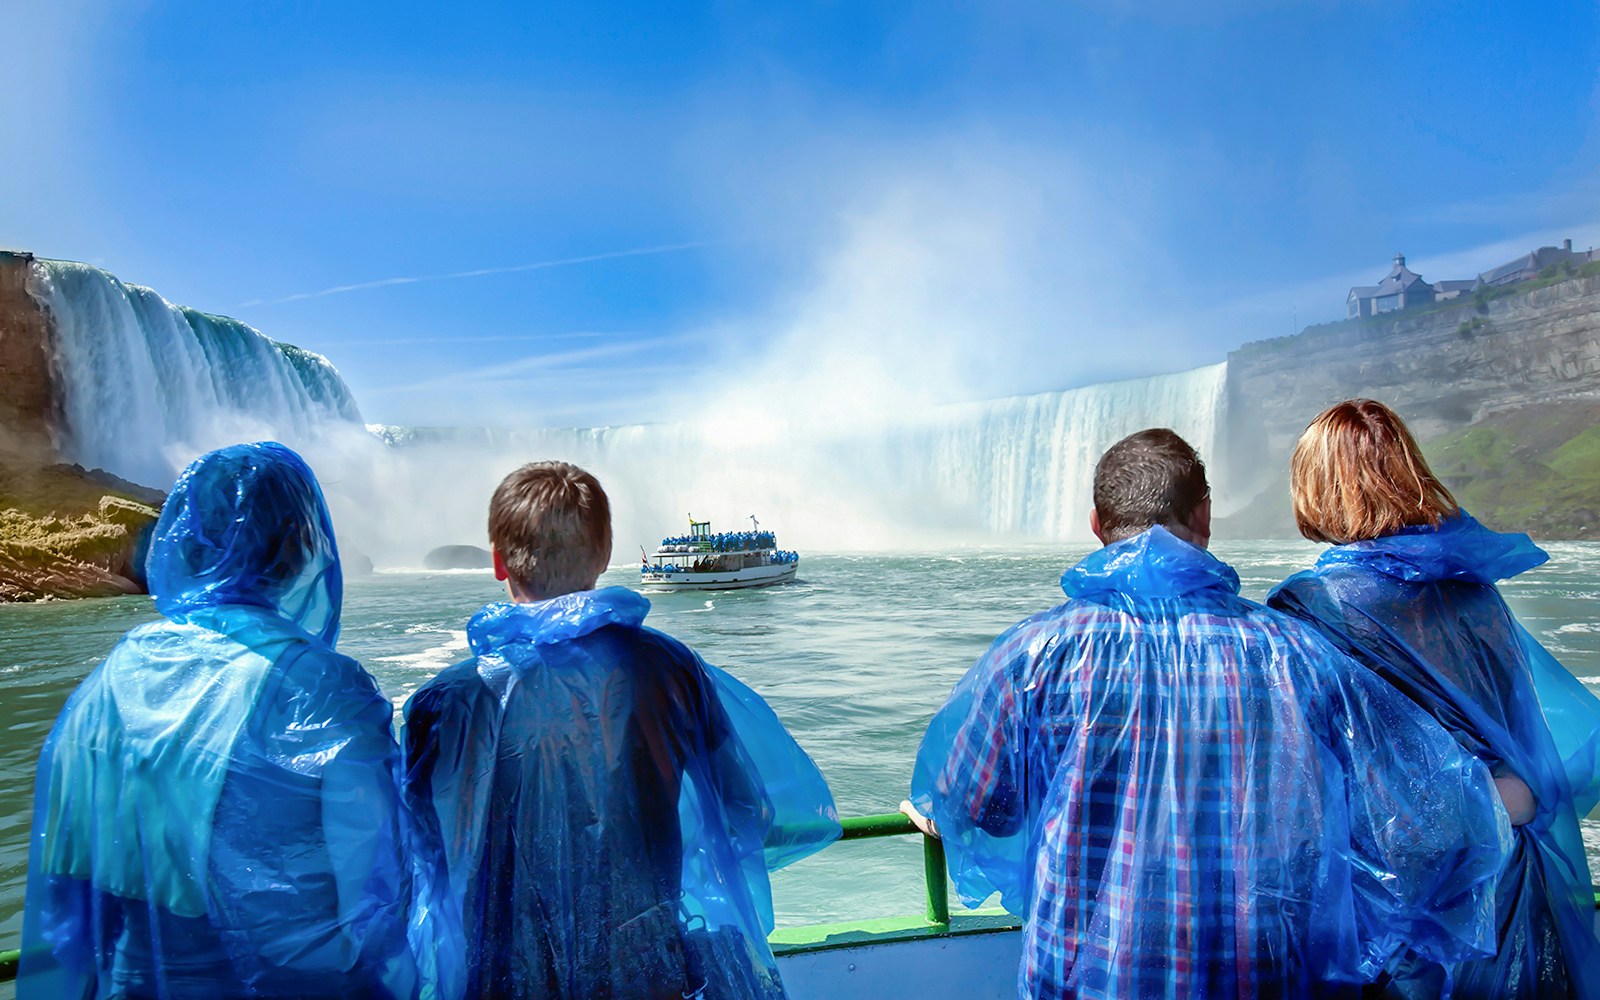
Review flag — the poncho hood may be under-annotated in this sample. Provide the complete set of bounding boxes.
[146,441,344,645]
[1315,512,1547,585]
[1061,525,1241,601]
[467,586,651,655]
[40,442,350,921]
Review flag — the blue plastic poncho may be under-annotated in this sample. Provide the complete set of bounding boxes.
[911,528,1512,1000]
[19,442,422,1000]
[401,586,839,1000]
[1269,513,1600,998]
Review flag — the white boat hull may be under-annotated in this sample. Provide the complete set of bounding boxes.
[775,923,1021,999]
[641,562,798,591]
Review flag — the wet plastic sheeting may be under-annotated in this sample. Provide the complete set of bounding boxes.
[402,586,839,1000]
[913,527,1511,998]
[18,443,424,999]
[1271,513,1600,999]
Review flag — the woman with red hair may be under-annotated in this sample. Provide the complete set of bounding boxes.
[1270,399,1600,998]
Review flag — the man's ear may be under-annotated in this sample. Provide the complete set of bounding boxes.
[492,547,510,582]
[1090,507,1110,546]
[1189,497,1213,550]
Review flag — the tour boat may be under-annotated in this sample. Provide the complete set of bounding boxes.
[640,516,799,591]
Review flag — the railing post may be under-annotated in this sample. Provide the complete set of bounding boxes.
[921,832,950,926]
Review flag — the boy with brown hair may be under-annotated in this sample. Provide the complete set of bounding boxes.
[402,461,837,1000]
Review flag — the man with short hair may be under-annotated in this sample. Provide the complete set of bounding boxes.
[402,461,838,1000]
[906,429,1511,999]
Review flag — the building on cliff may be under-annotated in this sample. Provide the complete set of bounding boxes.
[1347,239,1599,317]
[1476,239,1597,288]
[1347,253,1435,318]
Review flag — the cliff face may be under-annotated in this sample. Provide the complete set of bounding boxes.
[0,251,56,459]
[1219,272,1600,538]
[0,252,164,601]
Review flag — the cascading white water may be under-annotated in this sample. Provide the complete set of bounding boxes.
[365,363,1231,559]
[24,256,1228,557]
[917,363,1230,537]
[27,259,361,488]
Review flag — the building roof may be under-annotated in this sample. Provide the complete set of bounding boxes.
[1433,279,1475,293]
[1477,245,1583,285]
[1349,252,1429,303]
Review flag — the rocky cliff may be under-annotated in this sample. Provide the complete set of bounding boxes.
[1219,271,1600,538]
[0,252,163,600]
[0,251,55,460]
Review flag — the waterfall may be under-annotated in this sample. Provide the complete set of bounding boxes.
[917,363,1230,537]
[28,259,361,488]
[21,254,1228,553]
[365,363,1231,558]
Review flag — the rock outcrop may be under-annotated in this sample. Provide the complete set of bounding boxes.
[0,251,165,601]
[0,466,162,601]
[423,544,493,570]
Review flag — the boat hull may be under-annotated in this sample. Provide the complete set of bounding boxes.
[641,563,798,591]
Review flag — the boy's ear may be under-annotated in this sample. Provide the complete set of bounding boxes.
[492,547,510,582]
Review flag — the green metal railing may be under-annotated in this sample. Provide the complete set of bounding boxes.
[837,811,950,926]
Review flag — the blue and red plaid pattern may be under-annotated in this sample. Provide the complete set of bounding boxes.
[936,600,1324,998]
[913,529,1506,999]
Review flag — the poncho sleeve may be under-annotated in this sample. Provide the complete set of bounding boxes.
[675,660,840,942]
[908,620,1036,914]
[702,662,841,871]
[1518,622,1600,815]
[1300,633,1510,980]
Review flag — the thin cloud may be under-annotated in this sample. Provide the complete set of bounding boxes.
[319,330,617,348]
[368,333,699,396]
[237,239,735,307]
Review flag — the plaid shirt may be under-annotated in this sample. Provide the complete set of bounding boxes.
[913,529,1507,1000]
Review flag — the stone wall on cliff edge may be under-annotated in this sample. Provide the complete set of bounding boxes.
[1222,272,1600,494]
[0,250,56,457]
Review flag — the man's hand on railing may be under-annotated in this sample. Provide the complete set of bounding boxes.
[900,799,940,839]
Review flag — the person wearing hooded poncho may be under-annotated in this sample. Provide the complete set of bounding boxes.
[18,442,427,1000]
[907,429,1512,1000]
[401,461,840,1000]
[1267,399,1600,999]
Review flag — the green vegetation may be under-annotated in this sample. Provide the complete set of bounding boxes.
[1219,403,1600,541]
[1424,404,1600,540]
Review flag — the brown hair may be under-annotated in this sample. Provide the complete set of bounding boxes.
[488,461,613,598]
[1093,428,1210,541]
[1290,399,1459,544]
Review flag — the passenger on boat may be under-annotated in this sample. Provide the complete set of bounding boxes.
[907,428,1512,1000]
[18,442,427,1000]
[401,461,839,1000]
[1268,399,1600,1000]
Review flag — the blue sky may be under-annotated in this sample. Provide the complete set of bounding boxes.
[4,1,1598,427]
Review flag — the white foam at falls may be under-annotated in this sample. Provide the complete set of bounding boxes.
[913,364,1229,537]
[27,259,362,488]
[362,363,1230,558]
